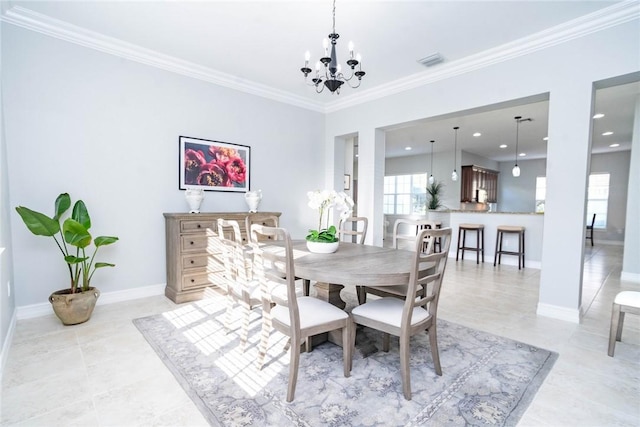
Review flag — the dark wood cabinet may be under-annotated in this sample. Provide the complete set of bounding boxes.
[461,165,499,203]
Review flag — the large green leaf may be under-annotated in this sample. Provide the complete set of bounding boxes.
[53,193,71,221]
[72,200,91,230]
[63,218,92,248]
[94,262,115,268]
[64,255,88,264]
[94,236,119,247]
[15,207,59,237]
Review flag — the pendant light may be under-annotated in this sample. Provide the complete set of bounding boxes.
[451,126,459,181]
[428,140,435,184]
[512,116,522,177]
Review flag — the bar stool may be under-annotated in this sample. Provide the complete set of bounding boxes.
[493,225,525,269]
[456,224,485,264]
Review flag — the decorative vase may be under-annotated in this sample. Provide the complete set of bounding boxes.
[306,240,340,254]
[245,190,262,213]
[49,287,100,325]
[185,188,204,213]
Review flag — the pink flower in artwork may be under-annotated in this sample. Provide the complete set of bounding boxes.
[226,157,246,184]
[184,149,207,184]
[209,146,237,165]
[197,163,231,187]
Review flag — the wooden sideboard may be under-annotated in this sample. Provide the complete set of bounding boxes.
[163,212,281,303]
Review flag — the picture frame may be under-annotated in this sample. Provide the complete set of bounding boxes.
[344,174,351,190]
[179,136,250,192]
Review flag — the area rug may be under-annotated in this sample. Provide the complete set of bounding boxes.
[133,292,557,426]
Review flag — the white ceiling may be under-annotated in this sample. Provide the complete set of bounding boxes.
[4,0,638,161]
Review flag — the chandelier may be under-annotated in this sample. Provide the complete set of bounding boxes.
[300,0,366,94]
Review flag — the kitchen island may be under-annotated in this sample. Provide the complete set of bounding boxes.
[385,211,544,268]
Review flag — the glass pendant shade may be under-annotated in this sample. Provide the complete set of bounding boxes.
[428,174,435,184]
[512,164,521,177]
[452,126,459,182]
[428,140,435,184]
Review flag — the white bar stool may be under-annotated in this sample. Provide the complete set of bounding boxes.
[608,291,640,357]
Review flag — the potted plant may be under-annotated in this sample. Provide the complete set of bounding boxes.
[15,193,119,325]
[305,190,353,253]
[426,181,445,210]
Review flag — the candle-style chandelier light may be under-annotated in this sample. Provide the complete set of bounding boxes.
[300,0,366,94]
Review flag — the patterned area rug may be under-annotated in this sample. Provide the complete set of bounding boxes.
[133,292,557,426]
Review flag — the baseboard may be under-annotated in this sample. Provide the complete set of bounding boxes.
[446,250,541,269]
[15,283,166,320]
[0,311,17,383]
[621,272,640,283]
[536,302,580,323]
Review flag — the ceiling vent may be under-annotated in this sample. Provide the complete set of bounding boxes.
[417,53,444,67]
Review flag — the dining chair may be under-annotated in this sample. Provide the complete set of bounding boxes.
[250,224,353,402]
[359,218,438,304]
[586,213,596,246]
[351,227,452,400]
[608,291,640,357]
[338,216,370,304]
[245,213,279,243]
[217,218,261,351]
[338,216,368,244]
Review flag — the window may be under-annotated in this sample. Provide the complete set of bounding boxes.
[535,173,610,228]
[384,174,427,214]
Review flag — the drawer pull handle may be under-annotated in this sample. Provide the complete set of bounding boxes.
[190,241,194,245]
[190,260,194,264]
[197,224,201,228]
[191,279,195,283]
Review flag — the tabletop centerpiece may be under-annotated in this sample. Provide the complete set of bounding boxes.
[306,189,353,254]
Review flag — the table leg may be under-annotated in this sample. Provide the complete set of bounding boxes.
[313,282,346,310]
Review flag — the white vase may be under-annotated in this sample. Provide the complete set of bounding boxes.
[306,240,339,254]
[245,190,262,213]
[185,188,204,213]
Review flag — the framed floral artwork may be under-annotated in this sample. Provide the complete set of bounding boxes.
[179,136,250,192]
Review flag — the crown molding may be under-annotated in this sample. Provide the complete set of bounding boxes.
[325,1,640,113]
[0,5,326,113]
[2,2,638,115]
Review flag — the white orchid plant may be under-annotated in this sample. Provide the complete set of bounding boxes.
[306,190,354,242]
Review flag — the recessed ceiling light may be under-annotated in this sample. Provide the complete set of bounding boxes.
[543,137,548,141]
[602,131,614,136]
[519,153,526,157]
[499,144,507,148]
[593,113,605,119]
[473,132,481,137]
[610,143,620,148]
[405,146,412,151]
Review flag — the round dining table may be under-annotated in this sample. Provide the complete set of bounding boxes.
[289,240,420,309]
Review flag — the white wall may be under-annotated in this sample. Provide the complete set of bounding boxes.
[3,25,325,307]
[325,19,639,321]
[498,158,547,213]
[0,15,17,374]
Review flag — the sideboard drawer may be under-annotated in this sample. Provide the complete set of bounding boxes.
[181,220,215,233]
[180,235,211,252]
[181,254,210,270]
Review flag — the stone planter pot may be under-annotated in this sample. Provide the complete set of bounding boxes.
[306,240,339,254]
[49,287,100,325]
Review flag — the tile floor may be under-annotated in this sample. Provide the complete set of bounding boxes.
[1,244,639,426]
